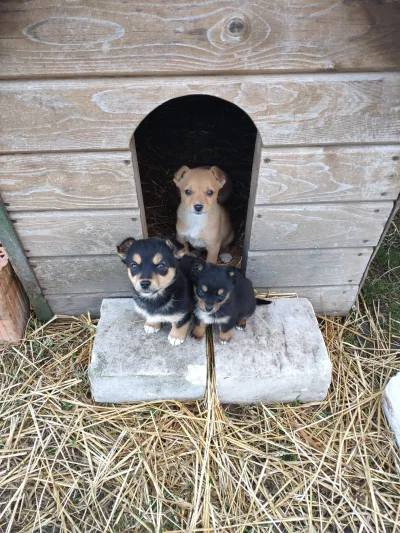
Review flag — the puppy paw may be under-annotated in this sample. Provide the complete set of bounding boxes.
[219,338,231,345]
[168,334,185,346]
[235,325,245,331]
[219,253,232,264]
[191,326,205,340]
[144,324,161,334]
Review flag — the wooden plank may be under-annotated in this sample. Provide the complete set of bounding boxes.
[246,248,372,288]
[0,152,137,211]
[11,210,143,257]
[1,1,399,77]
[0,201,53,321]
[30,256,131,294]
[45,292,132,318]
[250,202,393,251]
[255,285,359,316]
[1,73,399,153]
[256,146,400,205]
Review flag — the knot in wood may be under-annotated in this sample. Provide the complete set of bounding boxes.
[227,18,244,35]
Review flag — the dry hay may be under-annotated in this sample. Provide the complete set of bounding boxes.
[1,298,400,533]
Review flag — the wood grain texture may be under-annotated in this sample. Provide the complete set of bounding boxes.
[250,202,393,251]
[30,255,131,294]
[246,248,372,288]
[256,285,359,316]
[11,210,142,257]
[45,292,132,318]
[1,1,399,77]
[1,73,399,153]
[256,146,400,205]
[47,286,358,317]
[0,152,137,211]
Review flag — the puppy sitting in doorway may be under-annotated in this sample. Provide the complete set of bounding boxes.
[174,166,234,264]
[190,259,271,344]
[117,237,193,346]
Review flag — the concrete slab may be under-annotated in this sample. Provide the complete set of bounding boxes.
[213,298,332,404]
[89,299,207,403]
[382,372,400,448]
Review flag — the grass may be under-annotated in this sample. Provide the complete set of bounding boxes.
[362,209,400,335]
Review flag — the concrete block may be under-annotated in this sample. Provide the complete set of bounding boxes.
[382,372,400,447]
[89,299,207,403]
[213,298,332,404]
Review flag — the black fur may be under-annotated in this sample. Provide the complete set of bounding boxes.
[191,259,270,333]
[117,237,193,322]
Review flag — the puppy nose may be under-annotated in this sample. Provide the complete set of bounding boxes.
[140,280,151,289]
[205,304,214,312]
[194,204,203,213]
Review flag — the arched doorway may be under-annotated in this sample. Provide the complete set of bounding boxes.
[132,95,258,267]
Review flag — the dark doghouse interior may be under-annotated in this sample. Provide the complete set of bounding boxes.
[133,95,257,266]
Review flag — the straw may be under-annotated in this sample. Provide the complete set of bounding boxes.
[1,296,399,532]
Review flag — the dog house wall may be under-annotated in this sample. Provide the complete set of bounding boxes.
[0,1,399,317]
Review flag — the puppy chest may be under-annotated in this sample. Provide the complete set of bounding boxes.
[179,212,208,247]
[132,301,185,324]
[195,309,230,325]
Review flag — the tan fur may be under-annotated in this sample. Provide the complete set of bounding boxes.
[169,320,190,342]
[202,285,208,292]
[174,166,234,264]
[152,252,163,265]
[219,327,233,343]
[145,321,161,330]
[128,266,176,293]
[133,253,142,265]
[237,319,247,328]
[192,321,207,340]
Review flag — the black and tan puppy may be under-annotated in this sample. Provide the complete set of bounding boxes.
[190,259,270,344]
[117,237,193,346]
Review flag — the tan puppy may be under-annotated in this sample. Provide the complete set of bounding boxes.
[174,166,234,264]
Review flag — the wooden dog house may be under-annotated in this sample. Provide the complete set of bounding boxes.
[0,1,399,318]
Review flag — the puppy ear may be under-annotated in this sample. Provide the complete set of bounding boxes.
[165,237,185,259]
[227,266,242,283]
[210,166,226,189]
[191,258,206,280]
[117,237,135,263]
[173,165,190,186]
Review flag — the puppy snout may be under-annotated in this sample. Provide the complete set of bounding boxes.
[140,280,151,290]
[194,204,203,213]
[205,304,214,312]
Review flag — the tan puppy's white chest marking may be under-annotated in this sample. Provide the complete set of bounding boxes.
[179,209,208,248]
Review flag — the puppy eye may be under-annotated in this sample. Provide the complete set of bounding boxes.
[185,189,192,196]
[197,288,204,297]
[218,292,225,300]
[130,261,138,269]
[157,262,167,270]
[206,190,213,196]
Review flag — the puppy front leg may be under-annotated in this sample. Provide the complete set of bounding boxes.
[176,233,190,256]
[144,321,161,334]
[206,243,221,264]
[191,318,207,340]
[218,320,236,344]
[168,313,191,346]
